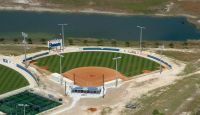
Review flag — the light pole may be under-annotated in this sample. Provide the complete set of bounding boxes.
[18,104,29,115]
[58,24,68,50]
[137,26,145,53]
[159,44,165,74]
[22,32,28,67]
[57,53,64,85]
[113,56,121,87]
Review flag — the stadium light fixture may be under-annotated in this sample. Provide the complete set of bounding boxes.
[159,44,165,74]
[18,104,29,115]
[58,24,68,51]
[57,53,64,85]
[22,32,28,67]
[137,26,146,53]
[113,56,122,87]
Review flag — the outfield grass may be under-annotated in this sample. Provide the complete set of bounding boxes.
[0,91,61,115]
[0,64,29,95]
[36,51,160,77]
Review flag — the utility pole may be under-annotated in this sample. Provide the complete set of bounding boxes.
[22,32,28,67]
[73,73,75,85]
[159,44,165,74]
[102,74,105,98]
[65,81,67,95]
[57,53,64,85]
[113,57,122,87]
[137,26,145,53]
[18,104,29,115]
[58,24,68,50]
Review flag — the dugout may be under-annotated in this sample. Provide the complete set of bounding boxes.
[71,87,101,94]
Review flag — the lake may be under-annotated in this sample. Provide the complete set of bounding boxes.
[0,10,200,41]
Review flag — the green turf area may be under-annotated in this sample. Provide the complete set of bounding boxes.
[46,0,169,13]
[0,64,29,95]
[0,91,61,115]
[36,51,160,77]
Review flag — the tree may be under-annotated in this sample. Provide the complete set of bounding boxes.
[141,41,146,48]
[68,39,74,45]
[0,38,4,42]
[83,40,88,46]
[97,40,104,46]
[152,109,164,115]
[125,41,130,47]
[13,38,18,44]
[169,42,174,48]
[182,41,188,49]
[40,38,46,44]
[154,42,160,48]
[111,40,117,46]
[27,38,32,44]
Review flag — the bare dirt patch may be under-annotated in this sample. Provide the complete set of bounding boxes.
[39,66,48,70]
[178,1,200,14]
[87,107,97,112]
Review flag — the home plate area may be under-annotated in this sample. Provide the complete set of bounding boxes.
[51,67,128,98]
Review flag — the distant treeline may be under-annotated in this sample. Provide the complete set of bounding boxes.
[0,37,200,49]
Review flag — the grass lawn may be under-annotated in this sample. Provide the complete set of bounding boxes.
[122,74,200,115]
[36,51,159,77]
[0,91,61,115]
[0,64,29,95]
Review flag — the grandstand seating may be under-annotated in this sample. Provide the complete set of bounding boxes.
[71,87,101,94]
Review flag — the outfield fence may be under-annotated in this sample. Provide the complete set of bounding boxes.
[147,55,172,69]
[23,52,49,62]
[16,64,38,84]
[82,47,120,52]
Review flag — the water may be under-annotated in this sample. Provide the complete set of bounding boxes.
[0,10,200,41]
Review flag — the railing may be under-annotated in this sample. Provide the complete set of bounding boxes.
[16,64,38,82]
